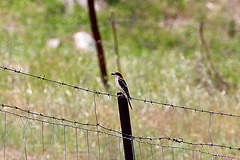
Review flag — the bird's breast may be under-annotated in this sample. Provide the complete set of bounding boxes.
[115,78,124,92]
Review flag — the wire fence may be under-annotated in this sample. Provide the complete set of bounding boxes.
[0,66,240,159]
[1,106,240,160]
[1,10,240,159]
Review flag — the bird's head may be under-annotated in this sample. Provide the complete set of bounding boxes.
[111,71,123,78]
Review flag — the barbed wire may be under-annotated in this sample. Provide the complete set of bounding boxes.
[0,103,98,127]
[138,137,240,151]
[136,139,240,160]
[1,108,239,159]
[0,65,116,97]
[1,66,240,119]
[1,102,240,151]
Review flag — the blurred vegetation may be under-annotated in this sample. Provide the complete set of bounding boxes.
[0,0,240,159]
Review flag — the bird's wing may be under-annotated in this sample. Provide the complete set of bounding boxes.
[118,78,131,99]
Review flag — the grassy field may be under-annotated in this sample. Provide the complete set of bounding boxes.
[0,0,240,159]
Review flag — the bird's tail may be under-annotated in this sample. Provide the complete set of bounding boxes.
[128,98,133,110]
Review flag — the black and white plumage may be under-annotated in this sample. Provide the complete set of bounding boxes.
[111,71,132,110]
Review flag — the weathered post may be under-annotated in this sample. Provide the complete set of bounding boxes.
[117,92,135,160]
[88,0,109,89]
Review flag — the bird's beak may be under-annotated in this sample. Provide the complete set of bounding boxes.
[111,72,115,75]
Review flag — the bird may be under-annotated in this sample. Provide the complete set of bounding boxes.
[111,71,132,110]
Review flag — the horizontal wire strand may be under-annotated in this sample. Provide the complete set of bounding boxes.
[1,66,240,119]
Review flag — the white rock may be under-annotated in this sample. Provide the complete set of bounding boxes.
[206,2,215,9]
[76,0,88,9]
[76,0,107,12]
[73,31,95,51]
[47,38,61,48]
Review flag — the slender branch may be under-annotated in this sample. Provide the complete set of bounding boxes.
[199,21,229,91]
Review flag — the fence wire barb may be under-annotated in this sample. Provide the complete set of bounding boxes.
[1,66,240,119]
[1,102,240,151]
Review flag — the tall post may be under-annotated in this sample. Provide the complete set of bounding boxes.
[117,92,135,160]
[110,12,121,72]
[88,0,109,89]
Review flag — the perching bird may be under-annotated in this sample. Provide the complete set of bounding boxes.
[111,71,132,110]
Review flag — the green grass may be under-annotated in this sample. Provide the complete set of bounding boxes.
[0,0,240,159]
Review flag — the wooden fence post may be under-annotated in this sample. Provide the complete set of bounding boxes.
[88,0,109,89]
[117,92,135,160]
